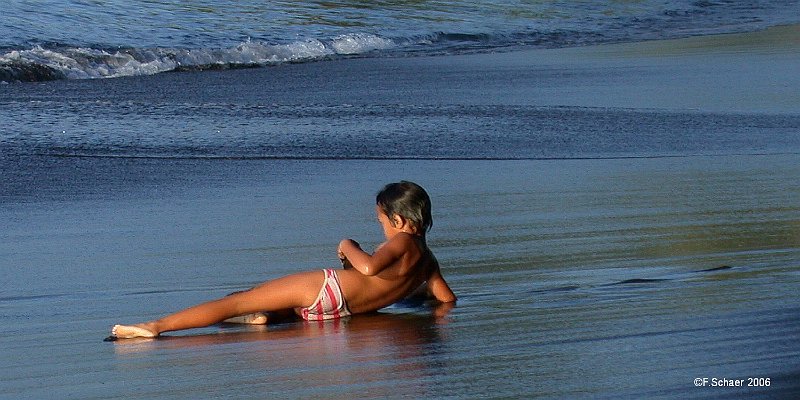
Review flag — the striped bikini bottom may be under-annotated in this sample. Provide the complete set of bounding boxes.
[298,269,352,321]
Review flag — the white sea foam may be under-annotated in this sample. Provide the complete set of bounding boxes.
[0,46,178,79]
[0,33,396,81]
[330,33,395,54]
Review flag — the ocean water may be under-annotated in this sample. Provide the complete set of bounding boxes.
[3,37,800,162]
[3,2,800,162]
[2,0,800,82]
[1,2,800,398]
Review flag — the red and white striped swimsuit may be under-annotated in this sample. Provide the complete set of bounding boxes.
[298,269,352,321]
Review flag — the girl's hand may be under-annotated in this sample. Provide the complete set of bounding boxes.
[338,239,361,260]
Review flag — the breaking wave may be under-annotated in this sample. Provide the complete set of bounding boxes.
[3,0,800,83]
[0,33,396,82]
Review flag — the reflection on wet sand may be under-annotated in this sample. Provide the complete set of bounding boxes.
[112,303,455,396]
[112,302,454,349]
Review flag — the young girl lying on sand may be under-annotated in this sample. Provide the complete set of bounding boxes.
[111,181,456,338]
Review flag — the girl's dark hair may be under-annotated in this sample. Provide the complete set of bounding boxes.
[376,181,433,233]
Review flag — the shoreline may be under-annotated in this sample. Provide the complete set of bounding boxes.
[3,21,794,161]
[6,23,800,113]
[156,23,800,114]
[398,23,800,113]
[3,22,800,85]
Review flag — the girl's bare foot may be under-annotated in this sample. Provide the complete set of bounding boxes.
[223,312,268,325]
[112,323,159,339]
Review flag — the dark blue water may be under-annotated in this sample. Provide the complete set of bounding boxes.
[2,43,800,164]
[2,0,800,81]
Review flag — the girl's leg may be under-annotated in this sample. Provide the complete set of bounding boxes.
[112,270,324,338]
[223,313,269,325]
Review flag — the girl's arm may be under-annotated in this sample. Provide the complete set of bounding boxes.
[426,261,457,303]
[338,234,412,276]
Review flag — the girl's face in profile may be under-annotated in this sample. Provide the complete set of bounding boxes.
[376,205,402,239]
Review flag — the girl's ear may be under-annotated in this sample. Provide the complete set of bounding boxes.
[394,215,417,233]
[392,214,405,228]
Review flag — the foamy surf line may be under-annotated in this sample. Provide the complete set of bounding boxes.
[0,33,396,82]
[3,22,799,83]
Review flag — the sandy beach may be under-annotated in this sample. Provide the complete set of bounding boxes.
[2,26,799,399]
